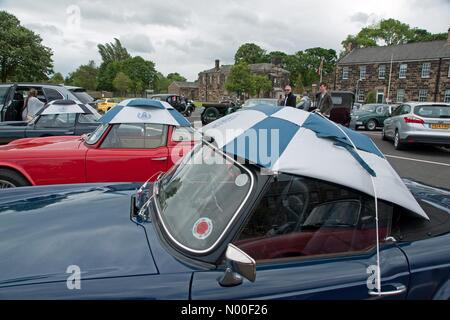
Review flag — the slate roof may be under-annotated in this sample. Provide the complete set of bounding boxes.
[199,63,289,74]
[339,40,450,65]
[170,81,199,89]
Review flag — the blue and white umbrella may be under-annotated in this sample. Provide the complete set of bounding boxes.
[99,98,191,127]
[39,99,96,115]
[202,104,427,219]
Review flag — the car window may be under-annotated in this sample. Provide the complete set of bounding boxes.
[145,124,168,149]
[0,86,12,105]
[414,105,450,118]
[391,105,403,116]
[78,113,99,123]
[401,105,411,115]
[233,174,392,262]
[35,113,76,128]
[171,127,201,142]
[101,123,167,149]
[43,88,64,103]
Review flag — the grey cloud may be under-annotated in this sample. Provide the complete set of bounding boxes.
[121,33,155,54]
[350,12,370,24]
[24,23,64,36]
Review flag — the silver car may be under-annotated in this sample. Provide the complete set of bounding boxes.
[383,102,450,150]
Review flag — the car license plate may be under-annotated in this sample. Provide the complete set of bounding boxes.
[431,124,450,129]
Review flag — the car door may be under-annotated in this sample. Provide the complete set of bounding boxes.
[384,105,403,138]
[0,84,17,122]
[27,113,77,138]
[191,174,410,300]
[85,123,169,183]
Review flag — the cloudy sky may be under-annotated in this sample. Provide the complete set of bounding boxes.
[1,0,449,81]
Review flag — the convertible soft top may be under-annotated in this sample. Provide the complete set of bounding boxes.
[202,105,428,219]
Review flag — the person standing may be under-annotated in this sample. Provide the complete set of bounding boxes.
[316,82,333,117]
[22,88,45,121]
[277,94,284,106]
[283,85,296,108]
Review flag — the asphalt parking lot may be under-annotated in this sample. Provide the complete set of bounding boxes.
[189,108,449,190]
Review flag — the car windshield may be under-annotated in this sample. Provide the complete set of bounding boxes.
[155,142,253,253]
[414,104,450,118]
[361,105,377,112]
[72,91,94,104]
[86,123,108,144]
[243,99,277,107]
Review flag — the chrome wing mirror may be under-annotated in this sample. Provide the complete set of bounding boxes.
[219,244,256,287]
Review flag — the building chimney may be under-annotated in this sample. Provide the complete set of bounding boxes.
[448,28,450,42]
[215,59,220,71]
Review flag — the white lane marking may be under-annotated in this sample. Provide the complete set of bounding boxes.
[385,154,450,167]
[363,132,382,136]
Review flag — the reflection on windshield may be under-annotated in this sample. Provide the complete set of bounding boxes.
[156,142,253,253]
[361,105,377,112]
[86,123,108,144]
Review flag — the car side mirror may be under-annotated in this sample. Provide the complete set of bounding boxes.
[219,244,256,287]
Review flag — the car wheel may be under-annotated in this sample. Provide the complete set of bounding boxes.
[394,130,405,150]
[365,119,377,131]
[0,169,30,188]
[185,108,192,117]
[203,107,220,124]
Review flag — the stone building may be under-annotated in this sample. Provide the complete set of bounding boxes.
[197,59,290,102]
[330,29,450,104]
[167,81,199,100]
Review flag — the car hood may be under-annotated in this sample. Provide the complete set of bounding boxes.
[0,136,85,151]
[0,183,159,287]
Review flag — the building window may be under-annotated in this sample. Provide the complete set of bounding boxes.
[444,89,450,103]
[418,89,428,102]
[357,89,365,103]
[396,89,405,103]
[359,66,366,80]
[448,64,450,77]
[399,64,407,79]
[421,63,431,78]
[378,65,386,79]
[342,67,349,80]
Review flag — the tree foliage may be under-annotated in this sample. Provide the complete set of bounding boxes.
[113,72,132,95]
[0,11,53,82]
[235,43,267,64]
[97,38,131,64]
[341,18,448,54]
[225,63,255,96]
[252,74,272,97]
[67,61,98,90]
[48,72,65,85]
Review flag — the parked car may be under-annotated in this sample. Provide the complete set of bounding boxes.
[199,100,241,125]
[242,98,279,108]
[313,91,353,127]
[0,107,448,300]
[350,104,392,131]
[0,99,197,188]
[149,94,195,117]
[0,83,81,122]
[0,99,100,146]
[383,102,450,150]
[95,98,120,113]
[65,86,96,108]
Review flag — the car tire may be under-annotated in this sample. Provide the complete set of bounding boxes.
[365,119,377,131]
[0,169,30,188]
[185,108,192,117]
[394,130,405,150]
[203,107,220,124]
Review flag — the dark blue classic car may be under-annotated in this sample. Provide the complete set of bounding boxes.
[0,158,449,299]
[0,100,100,145]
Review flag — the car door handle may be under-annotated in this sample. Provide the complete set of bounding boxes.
[369,283,407,297]
[153,157,168,161]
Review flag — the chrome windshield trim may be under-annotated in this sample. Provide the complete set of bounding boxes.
[153,140,256,255]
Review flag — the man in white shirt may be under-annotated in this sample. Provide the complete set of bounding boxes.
[22,89,45,121]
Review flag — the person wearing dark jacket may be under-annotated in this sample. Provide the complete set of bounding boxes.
[282,85,296,108]
[316,82,333,116]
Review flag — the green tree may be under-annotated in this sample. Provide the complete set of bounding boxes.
[48,72,65,84]
[235,43,267,64]
[68,61,98,90]
[225,63,254,98]
[113,72,132,96]
[366,91,376,104]
[252,74,272,97]
[97,61,121,91]
[154,72,171,93]
[167,72,186,82]
[121,56,157,94]
[97,38,131,64]
[341,18,447,54]
[0,11,53,82]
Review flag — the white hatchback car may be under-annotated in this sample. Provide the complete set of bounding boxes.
[383,102,450,150]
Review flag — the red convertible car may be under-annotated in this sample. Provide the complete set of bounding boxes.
[0,99,198,188]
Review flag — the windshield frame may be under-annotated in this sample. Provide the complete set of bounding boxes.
[85,123,109,145]
[153,140,256,255]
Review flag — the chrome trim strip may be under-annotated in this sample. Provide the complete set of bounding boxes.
[153,140,256,255]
